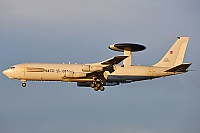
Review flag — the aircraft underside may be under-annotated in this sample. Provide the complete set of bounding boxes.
[107,75,159,82]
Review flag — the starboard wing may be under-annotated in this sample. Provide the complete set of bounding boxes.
[101,55,128,65]
[86,55,128,82]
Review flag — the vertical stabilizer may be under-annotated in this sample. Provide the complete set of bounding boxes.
[154,37,189,67]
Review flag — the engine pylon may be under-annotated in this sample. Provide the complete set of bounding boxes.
[109,43,146,67]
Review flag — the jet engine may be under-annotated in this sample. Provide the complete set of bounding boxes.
[82,65,103,72]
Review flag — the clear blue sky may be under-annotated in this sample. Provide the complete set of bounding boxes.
[0,0,199,133]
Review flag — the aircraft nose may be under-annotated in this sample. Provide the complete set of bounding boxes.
[3,69,10,77]
[3,69,7,75]
[3,68,14,79]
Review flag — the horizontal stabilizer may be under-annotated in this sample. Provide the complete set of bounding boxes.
[101,56,128,65]
[165,63,192,72]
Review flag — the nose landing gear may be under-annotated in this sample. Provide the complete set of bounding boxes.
[22,82,26,87]
[21,80,27,87]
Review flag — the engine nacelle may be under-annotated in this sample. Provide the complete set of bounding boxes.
[65,71,86,78]
[82,65,103,72]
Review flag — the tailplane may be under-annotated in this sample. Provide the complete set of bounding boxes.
[165,63,192,72]
[154,37,189,67]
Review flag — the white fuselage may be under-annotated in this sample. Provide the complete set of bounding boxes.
[3,63,180,83]
[2,37,190,91]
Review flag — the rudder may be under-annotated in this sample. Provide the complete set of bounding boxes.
[154,37,189,67]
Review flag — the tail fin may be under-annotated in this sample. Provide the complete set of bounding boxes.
[154,37,189,67]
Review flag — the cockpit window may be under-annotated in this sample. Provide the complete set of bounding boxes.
[10,67,15,69]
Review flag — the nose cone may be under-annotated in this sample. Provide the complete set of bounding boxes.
[2,69,12,78]
[3,69,8,75]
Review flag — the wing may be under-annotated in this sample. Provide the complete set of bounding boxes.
[86,55,128,82]
[101,55,128,65]
[101,55,128,73]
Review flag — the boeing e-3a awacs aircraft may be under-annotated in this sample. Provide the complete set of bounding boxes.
[3,37,191,91]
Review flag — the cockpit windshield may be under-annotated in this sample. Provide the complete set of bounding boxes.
[10,67,15,69]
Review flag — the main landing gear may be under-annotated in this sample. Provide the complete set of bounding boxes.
[90,82,105,91]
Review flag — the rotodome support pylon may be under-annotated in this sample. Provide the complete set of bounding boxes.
[109,43,146,67]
